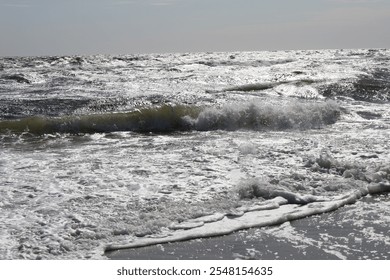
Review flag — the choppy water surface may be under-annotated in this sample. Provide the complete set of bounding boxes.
[0,49,389,259]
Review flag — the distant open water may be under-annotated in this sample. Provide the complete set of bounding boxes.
[0,49,389,259]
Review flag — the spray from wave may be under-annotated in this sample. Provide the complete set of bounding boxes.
[188,100,340,131]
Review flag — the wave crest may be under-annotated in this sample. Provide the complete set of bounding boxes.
[0,101,340,135]
[189,101,340,131]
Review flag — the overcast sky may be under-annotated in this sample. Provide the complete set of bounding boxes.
[0,0,389,56]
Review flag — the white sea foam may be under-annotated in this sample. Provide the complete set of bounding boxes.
[189,100,340,131]
[106,182,390,251]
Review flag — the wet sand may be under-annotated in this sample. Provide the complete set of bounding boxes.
[106,194,389,260]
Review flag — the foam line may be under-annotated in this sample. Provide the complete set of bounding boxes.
[105,183,390,252]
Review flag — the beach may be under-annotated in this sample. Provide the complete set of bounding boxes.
[106,194,389,260]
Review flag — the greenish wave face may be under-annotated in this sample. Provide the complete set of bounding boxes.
[0,101,341,135]
[0,105,202,135]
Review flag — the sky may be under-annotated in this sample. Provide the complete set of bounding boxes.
[0,0,389,56]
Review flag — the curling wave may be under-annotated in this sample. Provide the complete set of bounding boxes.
[205,79,318,94]
[0,101,341,135]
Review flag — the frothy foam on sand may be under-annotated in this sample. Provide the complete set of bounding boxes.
[106,180,390,252]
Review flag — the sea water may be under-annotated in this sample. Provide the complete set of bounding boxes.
[0,49,389,259]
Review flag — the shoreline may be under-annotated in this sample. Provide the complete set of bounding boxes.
[106,194,389,260]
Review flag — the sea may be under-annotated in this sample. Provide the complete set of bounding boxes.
[0,49,389,259]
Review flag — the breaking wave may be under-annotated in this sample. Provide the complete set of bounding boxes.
[0,101,341,135]
[187,100,340,131]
